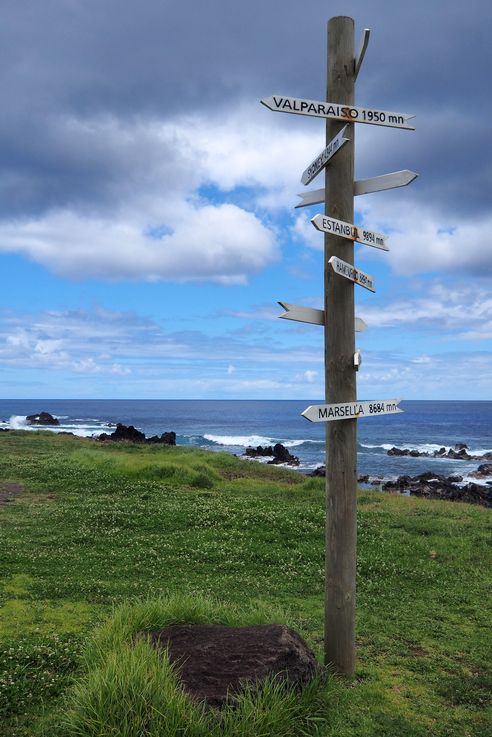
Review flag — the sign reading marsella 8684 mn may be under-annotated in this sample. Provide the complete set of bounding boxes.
[311,213,388,251]
[302,399,403,423]
[261,95,415,130]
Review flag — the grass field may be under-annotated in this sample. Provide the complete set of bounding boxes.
[0,431,491,736]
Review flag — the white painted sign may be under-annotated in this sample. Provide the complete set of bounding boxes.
[301,126,349,186]
[277,302,367,331]
[302,399,403,423]
[329,256,375,293]
[355,170,418,196]
[295,170,418,208]
[311,214,388,251]
[261,95,415,130]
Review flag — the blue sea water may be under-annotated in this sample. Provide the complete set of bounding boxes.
[0,399,491,482]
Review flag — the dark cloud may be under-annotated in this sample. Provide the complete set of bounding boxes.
[1,0,491,220]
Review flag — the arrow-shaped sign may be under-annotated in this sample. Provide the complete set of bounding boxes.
[261,95,415,130]
[311,214,389,251]
[329,256,375,292]
[355,170,418,196]
[302,399,403,423]
[277,302,367,331]
[295,170,418,208]
[301,126,349,186]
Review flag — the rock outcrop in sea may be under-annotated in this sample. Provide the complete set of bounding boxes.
[387,443,492,461]
[98,423,176,445]
[26,412,59,426]
[244,443,300,466]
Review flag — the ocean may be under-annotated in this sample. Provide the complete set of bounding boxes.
[1,399,491,484]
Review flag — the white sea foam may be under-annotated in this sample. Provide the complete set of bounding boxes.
[459,475,491,488]
[204,434,275,447]
[360,442,491,456]
[9,415,30,430]
[4,414,113,438]
[203,434,320,449]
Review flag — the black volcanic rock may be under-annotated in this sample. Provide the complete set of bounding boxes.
[146,431,176,445]
[386,444,491,462]
[26,412,59,426]
[382,472,491,508]
[244,443,299,466]
[98,423,176,445]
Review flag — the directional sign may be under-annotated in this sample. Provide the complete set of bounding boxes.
[329,256,375,293]
[355,170,418,196]
[302,399,403,423]
[311,214,388,251]
[277,302,367,331]
[301,126,349,186]
[295,170,418,208]
[261,95,415,130]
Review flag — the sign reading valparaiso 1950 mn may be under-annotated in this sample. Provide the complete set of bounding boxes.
[311,213,388,251]
[302,399,403,423]
[329,256,375,292]
[301,126,349,185]
[261,95,415,130]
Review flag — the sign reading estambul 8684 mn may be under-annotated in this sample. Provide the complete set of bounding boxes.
[261,95,415,130]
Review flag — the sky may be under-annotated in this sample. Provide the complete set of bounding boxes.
[0,0,491,400]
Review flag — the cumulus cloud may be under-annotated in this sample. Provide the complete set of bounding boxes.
[0,200,278,283]
[358,281,492,334]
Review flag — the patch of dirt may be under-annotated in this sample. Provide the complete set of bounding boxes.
[409,645,428,657]
[0,482,24,506]
[145,623,322,708]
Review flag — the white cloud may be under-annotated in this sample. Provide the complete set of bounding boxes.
[358,281,492,334]
[0,202,278,283]
[303,370,318,383]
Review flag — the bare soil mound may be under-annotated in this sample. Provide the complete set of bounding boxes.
[146,623,321,708]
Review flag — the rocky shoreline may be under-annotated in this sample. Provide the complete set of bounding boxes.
[311,464,492,508]
[2,413,492,507]
[387,442,492,462]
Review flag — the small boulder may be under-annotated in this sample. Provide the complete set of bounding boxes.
[469,463,492,479]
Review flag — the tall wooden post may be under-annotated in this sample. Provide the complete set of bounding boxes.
[324,16,357,677]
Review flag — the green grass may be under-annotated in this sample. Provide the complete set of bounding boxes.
[63,595,330,737]
[0,430,491,736]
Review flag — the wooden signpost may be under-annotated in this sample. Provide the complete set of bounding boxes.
[262,16,416,677]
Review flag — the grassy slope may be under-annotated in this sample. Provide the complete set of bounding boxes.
[0,431,491,736]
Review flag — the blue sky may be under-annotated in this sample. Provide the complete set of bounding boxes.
[1,0,491,400]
